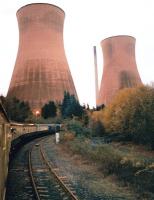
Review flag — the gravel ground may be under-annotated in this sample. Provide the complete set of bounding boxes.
[42,136,138,200]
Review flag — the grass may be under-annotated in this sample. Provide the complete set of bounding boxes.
[60,134,154,199]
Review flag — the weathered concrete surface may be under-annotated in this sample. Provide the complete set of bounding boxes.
[98,35,142,106]
[7,3,78,111]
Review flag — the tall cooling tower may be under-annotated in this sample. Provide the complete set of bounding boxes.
[98,35,142,106]
[7,3,78,111]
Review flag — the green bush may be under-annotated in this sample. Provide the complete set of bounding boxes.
[67,120,92,137]
[90,120,106,136]
[26,116,62,124]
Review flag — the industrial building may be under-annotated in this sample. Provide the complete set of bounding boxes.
[97,35,142,106]
[7,3,78,112]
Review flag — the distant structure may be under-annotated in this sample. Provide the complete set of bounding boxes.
[7,3,78,112]
[98,35,142,106]
[93,46,99,106]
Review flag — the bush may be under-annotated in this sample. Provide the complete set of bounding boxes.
[89,111,106,136]
[67,120,92,137]
[90,120,106,137]
[26,116,63,124]
[65,138,154,196]
[61,132,75,142]
[102,86,154,148]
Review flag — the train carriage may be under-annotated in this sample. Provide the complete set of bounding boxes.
[0,102,10,200]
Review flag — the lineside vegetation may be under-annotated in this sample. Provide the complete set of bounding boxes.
[102,85,154,148]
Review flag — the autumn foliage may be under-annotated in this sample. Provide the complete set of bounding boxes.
[102,85,154,147]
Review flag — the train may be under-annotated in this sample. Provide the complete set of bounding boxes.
[0,102,60,200]
[0,103,10,200]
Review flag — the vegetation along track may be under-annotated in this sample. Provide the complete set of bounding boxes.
[6,136,79,200]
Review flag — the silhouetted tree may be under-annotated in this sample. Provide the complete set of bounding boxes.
[61,91,70,116]
[96,104,105,111]
[0,96,32,122]
[61,91,83,118]
[41,101,57,119]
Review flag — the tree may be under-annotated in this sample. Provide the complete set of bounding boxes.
[61,91,83,118]
[102,86,154,147]
[89,110,106,136]
[96,104,105,111]
[61,91,70,116]
[41,101,57,119]
[0,96,32,122]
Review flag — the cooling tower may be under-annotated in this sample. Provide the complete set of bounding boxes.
[7,3,78,112]
[98,35,142,106]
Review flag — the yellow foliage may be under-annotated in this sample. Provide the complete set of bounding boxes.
[91,110,104,122]
[102,85,154,137]
[63,132,75,141]
[102,87,136,133]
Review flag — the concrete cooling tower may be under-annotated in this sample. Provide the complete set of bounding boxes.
[98,35,142,106]
[7,3,78,112]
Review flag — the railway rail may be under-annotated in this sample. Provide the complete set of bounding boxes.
[6,136,79,200]
[6,135,124,200]
[41,145,78,199]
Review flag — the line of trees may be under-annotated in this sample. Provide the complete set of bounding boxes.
[0,96,32,122]
[2,85,154,148]
[41,92,84,119]
[101,85,154,148]
[41,101,57,119]
[0,91,84,122]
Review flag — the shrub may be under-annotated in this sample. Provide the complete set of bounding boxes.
[89,111,106,136]
[102,86,154,148]
[67,120,83,135]
[65,138,154,196]
[26,116,63,124]
[61,132,75,142]
[90,120,106,136]
[67,120,92,137]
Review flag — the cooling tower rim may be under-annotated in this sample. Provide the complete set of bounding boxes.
[101,35,136,44]
[17,3,65,15]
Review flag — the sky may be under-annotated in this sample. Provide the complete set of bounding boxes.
[0,0,154,107]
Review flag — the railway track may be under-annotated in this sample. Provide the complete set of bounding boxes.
[6,136,79,200]
[6,135,125,200]
[29,138,79,200]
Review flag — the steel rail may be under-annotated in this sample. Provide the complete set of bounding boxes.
[40,144,79,200]
[28,147,41,200]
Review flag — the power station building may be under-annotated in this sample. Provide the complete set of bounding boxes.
[97,35,142,106]
[7,3,78,112]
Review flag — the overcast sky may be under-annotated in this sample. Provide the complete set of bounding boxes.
[0,0,154,107]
